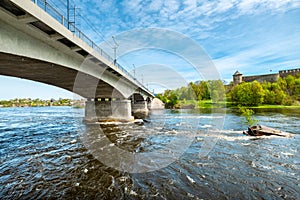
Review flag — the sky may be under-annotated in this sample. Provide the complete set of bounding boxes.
[1,0,300,99]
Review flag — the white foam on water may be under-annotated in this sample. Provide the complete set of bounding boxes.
[108,176,115,192]
[186,175,196,184]
[129,190,138,196]
[241,143,251,146]
[200,124,212,128]
[198,129,294,141]
[217,135,251,141]
[165,130,178,135]
[70,139,77,144]
[281,152,294,156]
[95,119,143,125]
[116,133,131,138]
[211,129,243,134]
[172,115,224,119]
[187,193,195,198]
[119,176,128,182]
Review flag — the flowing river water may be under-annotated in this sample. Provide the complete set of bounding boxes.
[0,106,299,199]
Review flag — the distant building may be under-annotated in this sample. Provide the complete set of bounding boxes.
[233,67,300,85]
[232,71,243,85]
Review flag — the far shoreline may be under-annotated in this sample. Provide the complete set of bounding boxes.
[0,98,85,108]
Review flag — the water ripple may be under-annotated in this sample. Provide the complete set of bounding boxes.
[0,107,299,199]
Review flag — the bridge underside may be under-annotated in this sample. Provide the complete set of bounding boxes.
[0,52,123,98]
[0,52,152,121]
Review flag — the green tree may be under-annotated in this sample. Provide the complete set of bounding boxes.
[251,81,265,106]
[295,78,300,96]
[285,75,295,96]
[231,81,265,106]
[199,81,210,100]
[274,89,286,104]
[239,107,258,126]
[178,86,188,100]
[189,82,202,100]
[264,90,276,104]
[208,80,225,102]
[278,77,287,92]
[156,90,179,109]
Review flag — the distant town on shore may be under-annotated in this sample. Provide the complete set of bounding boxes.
[0,98,85,108]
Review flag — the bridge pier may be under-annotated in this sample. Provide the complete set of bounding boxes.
[132,101,149,119]
[84,99,134,122]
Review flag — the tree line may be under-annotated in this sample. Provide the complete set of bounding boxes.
[157,74,300,108]
[156,80,225,108]
[230,75,300,106]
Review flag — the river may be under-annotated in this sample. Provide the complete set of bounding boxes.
[0,106,299,199]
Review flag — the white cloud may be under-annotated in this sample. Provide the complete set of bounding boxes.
[213,34,300,78]
[148,0,164,12]
[163,0,180,14]
[121,0,143,14]
[76,0,300,81]
[214,0,236,13]
[183,0,197,10]
[237,0,300,15]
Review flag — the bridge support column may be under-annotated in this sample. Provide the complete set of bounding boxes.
[84,99,134,122]
[132,101,149,119]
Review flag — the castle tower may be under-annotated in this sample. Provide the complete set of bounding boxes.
[233,71,242,85]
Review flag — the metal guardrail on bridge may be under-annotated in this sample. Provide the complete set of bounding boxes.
[30,0,151,94]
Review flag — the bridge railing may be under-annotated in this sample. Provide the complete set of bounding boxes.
[30,0,151,94]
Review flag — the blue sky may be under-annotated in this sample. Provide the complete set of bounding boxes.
[1,0,300,99]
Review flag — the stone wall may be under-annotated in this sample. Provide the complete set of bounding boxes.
[233,67,300,84]
[242,73,279,83]
[279,68,300,78]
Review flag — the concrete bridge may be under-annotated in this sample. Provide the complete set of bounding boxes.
[0,0,155,121]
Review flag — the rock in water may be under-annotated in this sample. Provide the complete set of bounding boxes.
[243,125,294,138]
[149,98,165,110]
[132,109,148,119]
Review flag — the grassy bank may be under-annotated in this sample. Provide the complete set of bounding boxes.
[179,100,300,109]
[249,104,300,109]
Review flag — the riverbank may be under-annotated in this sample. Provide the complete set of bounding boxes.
[179,100,300,109]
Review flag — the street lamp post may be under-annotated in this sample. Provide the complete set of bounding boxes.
[133,64,136,79]
[67,0,69,29]
[112,36,119,65]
